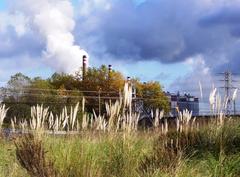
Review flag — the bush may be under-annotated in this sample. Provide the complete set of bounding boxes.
[15,134,58,177]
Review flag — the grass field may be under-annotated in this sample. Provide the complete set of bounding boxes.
[0,84,239,177]
[2,119,240,177]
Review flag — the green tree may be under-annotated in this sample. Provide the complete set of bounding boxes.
[3,73,31,120]
[49,72,78,90]
[26,77,54,106]
[7,72,31,89]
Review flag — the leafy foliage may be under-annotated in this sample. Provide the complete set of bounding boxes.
[2,65,169,119]
[136,81,170,113]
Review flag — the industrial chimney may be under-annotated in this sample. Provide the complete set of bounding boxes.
[82,55,87,81]
[126,76,137,99]
[108,65,112,79]
[108,65,112,73]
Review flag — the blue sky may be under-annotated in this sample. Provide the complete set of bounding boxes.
[0,0,6,10]
[0,0,240,96]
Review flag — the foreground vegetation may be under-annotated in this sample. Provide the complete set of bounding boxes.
[0,81,239,176]
[2,121,240,177]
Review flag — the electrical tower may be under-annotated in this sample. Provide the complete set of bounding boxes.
[218,71,239,115]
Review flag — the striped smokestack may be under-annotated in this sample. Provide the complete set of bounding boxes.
[108,65,112,73]
[82,55,87,81]
[108,65,112,79]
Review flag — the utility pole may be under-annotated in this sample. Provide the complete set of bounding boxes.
[98,89,101,116]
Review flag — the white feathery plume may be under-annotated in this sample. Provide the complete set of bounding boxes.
[0,104,8,130]
[199,81,203,99]
[232,88,238,101]
[209,87,217,110]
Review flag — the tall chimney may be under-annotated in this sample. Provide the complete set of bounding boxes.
[108,65,112,73]
[108,65,112,79]
[82,55,87,81]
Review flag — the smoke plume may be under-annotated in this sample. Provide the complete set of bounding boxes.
[17,0,88,74]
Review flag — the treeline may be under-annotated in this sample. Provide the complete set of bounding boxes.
[1,65,169,120]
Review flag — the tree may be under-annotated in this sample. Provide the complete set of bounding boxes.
[6,72,31,102]
[49,73,78,90]
[3,73,31,120]
[7,73,31,89]
[135,81,170,113]
[80,65,125,92]
[26,77,55,107]
[78,65,126,113]
[2,67,169,120]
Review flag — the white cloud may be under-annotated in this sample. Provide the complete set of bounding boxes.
[170,55,214,99]
[0,12,28,37]
[185,55,210,75]
[78,0,112,17]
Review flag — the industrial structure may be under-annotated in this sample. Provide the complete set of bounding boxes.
[165,92,199,117]
[82,55,88,81]
[82,56,200,117]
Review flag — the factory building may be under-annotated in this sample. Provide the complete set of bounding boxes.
[165,92,199,117]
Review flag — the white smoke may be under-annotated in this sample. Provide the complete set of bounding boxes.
[16,0,88,74]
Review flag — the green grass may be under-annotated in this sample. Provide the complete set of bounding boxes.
[2,122,240,177]
[0,138,28,177]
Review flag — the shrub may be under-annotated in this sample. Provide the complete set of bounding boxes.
[15,134,58,177]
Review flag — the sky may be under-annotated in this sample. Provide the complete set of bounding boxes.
[0,0,240,103]
[0,1,5,10]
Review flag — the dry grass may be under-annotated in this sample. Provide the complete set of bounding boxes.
[15,134,58,177]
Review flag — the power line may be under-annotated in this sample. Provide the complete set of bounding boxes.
[0,87,120,94]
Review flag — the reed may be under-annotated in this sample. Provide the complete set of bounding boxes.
[0,104,8,131]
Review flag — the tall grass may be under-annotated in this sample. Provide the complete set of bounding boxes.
[1,83,240,176]
[9,122,240,177]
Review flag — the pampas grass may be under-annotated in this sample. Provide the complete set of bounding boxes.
[0,104,8,130]
[176,109,193,133]
[1,81,235,137]
[30,105,49,131]
[11,117,17,133]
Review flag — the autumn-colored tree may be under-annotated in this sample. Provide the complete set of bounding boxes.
[78,65,125,113]
[3,67,169,119]
[135,81,170,113]
[79,65,125,92]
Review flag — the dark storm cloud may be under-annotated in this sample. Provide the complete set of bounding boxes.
[75,0,240,73]
[199,6,240,39]
[199,7,240,27]
[198,6,240,73]
[76,0,196,63]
